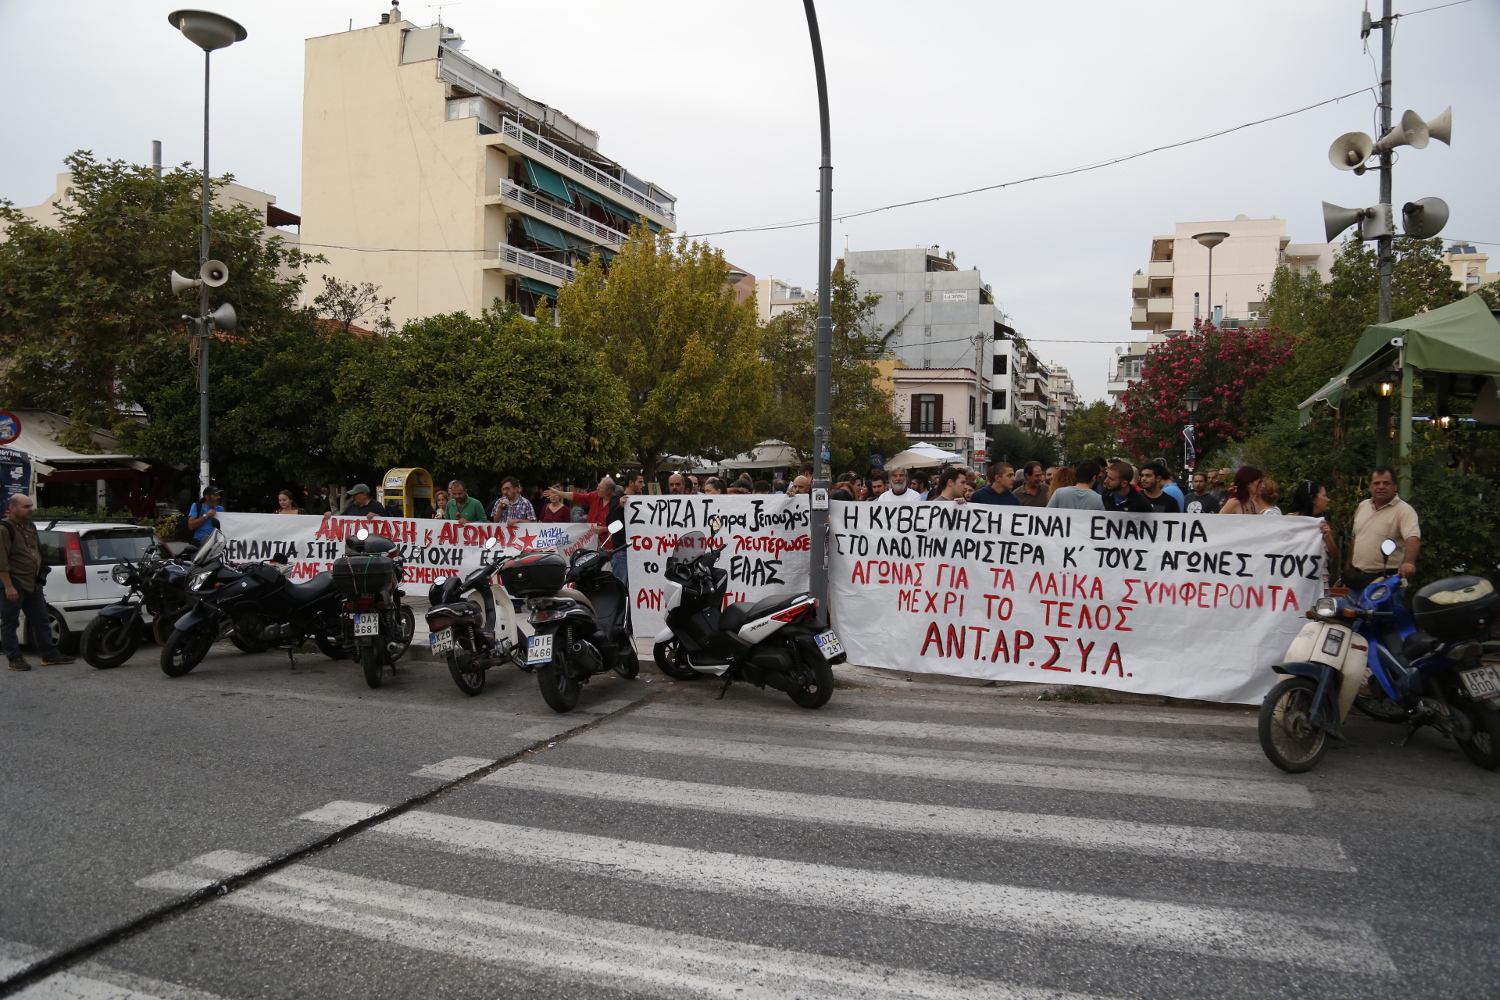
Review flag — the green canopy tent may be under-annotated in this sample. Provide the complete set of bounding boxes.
[1298,294,1500,483]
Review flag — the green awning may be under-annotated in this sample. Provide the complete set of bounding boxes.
[1298,294,1500,421]
[519,214,569,251]
[518,276,559,299]
[564,233,615,264]
[523,158,575,205]
[567,180,650,229]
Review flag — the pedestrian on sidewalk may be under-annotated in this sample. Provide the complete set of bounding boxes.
[1047,460,1105,510]
[970,462,1021,506]
[1,495,74,670]
[1014,461,1050,507]
[1103,462,1153,514]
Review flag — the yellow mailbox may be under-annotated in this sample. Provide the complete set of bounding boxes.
[376,467,435,518]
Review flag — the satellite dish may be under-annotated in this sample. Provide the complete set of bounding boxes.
[1402,197,1449,239]
[1328,132,1373,172]
[169,270,201,295]
[1322,202,1367,242]
[199,260,229,287]
[208,302,238,331]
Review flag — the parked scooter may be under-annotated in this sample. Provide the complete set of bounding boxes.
[161,531,347,677]
[1259,539,1500,772]
[427,537,527,696]
[654,517,844,709]
[504,532,639,713]
[333,528,417,688]
[80,544,193,668]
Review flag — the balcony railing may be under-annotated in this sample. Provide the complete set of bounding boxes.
[908,418,958,435]
[497,244,576,284]
[497,118,674,224]
[499,180,628,246]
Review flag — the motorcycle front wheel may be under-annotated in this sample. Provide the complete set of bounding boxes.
[391,605,416,661]
[161,622,215,677]
[81,615,140,669]
[1452,695,1500,770]
[1258,677,1329,773]
[614,642,641,679]
[447,631,485,696]
[360,641,383,689]
[653,639,701,680]
[536,646,580,713]
[788,647,835,709]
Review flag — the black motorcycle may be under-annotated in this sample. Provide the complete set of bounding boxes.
[161,531,348,677]
[427,537,526,696]
[502,538,639,713]
[333,528,417,688]
[654,519,843,709]
[80,544,194,669]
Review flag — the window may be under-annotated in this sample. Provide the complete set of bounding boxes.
[913,393,943,434]
[992,390,1007,411]
[992,354,1007,376]
[968,396,976,425]
[83,529,156,565]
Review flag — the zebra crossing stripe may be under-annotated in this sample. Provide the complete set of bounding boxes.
[477,764,1353,871]
[0,938,229,1000]
[571,730,1314,807]
[295,801,1392,973]
[634,704,1257,759]
[141,854,1116,1000]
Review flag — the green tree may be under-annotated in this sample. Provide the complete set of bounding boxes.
[756,261,907,472]
[313,274,395,334]
[987,422,1060,469]
[0,151,317,447]
[556,228,769,477]
[1060,400,1117,463]
[333,304,632,491]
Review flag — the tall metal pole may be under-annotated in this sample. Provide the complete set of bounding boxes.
[1375,0,1412,490]
[803,0,833,606]
[198,48,213,497]
[1205,245,1214,325]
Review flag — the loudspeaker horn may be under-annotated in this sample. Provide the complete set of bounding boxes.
[199,259,229,287]
[1425,105,1452,146]
[208,302,238,331]
[1328,131,1373,171]
[1322,201,1366,243]
[169,270,201,295]
[1402,197,1449,239]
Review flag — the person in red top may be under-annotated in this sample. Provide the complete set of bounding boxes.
[544,477,617,550]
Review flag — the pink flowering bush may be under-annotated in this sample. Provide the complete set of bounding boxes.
[1112,323,1293,461]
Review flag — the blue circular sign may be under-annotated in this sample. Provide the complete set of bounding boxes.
[0,411,20,446]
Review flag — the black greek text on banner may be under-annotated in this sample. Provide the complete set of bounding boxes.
[624,495,812,639]
[827,502,1325,705]
[217,513,597,588]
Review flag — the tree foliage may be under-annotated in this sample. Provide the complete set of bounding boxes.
[0,152,317,447]
[556,228,769,476]
[333,304,632,491]
[756,261,907,472]
[1060,400,1117,462]
[988,423,1060,469]
[314,274,395,334]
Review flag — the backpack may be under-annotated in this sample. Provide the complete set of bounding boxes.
[172,508,196,543]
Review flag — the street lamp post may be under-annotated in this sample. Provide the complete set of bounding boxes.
[1182,387,1202,471]
[802,0,833,608]
[168,10,246,496]
[1192,232,1228,327]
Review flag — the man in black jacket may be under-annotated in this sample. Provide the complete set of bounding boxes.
[1102,462,1154,514]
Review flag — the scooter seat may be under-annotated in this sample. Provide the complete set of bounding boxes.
[720,594,801,633]
[558,587,595,614]
[1402,631,1441,662]
[285,573,336,605]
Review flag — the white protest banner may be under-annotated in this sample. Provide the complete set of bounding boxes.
[625,495,812,638]
[828,502,1324,704]
[217,513,597,586]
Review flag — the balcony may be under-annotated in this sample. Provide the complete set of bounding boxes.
[1131,306,1149,329]
[1146,297,1174,318]
[489,243,577,285]
[1131,274,1149,295]
[908,418,958,435]
[496,180,629,248]
[492,118,674,226]
[1148,260,1173,278]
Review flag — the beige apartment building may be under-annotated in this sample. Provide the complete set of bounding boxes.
[1109,215,1337,404]
[300,15,676,326]
[754,277,815,323]
[1443,244,1498,295]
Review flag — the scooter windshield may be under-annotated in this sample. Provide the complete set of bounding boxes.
[190,530,226,569]
[668,532,708,575]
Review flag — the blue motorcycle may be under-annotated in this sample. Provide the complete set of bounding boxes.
[1259,541,1500,773]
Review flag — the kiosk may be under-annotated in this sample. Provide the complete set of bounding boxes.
[377,467,436,518]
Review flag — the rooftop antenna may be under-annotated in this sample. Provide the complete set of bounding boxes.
[429,2,460,25]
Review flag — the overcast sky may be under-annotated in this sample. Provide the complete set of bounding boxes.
[2,0,1496,402]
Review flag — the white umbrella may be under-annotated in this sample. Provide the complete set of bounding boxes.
[883,442,965,469]
[719,439,801,472]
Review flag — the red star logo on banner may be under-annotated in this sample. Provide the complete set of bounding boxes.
[517,530,537,550]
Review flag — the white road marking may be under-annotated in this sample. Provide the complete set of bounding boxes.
[295,801,1390,972]
[141,855,1114,1000]
[780,694,1259,728]
[478,764,1352,871]
[571,730,1313,808]
[636,704,1254,758]
[408,756,496,780]
[0,938,229,1000]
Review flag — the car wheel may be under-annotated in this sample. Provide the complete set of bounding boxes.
[47,607,79,654]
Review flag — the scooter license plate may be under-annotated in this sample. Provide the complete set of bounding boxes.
[527,633,553,665]
[430,628,453,655]
[1461,664,1500,701]
[814,630,844,660]
[351,613,379,637]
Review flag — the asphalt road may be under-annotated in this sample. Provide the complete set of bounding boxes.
[2,637,1498,999]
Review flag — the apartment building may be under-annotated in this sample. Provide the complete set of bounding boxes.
[1444,244,1498,295]
[754,277,814,323]
[845,247,1005,375]
[890,368,991,466]
[1109,215,1337,404]
[301,15,676,324]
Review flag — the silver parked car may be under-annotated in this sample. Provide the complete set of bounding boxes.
[24,520,159,653]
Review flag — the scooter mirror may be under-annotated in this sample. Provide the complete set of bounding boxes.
[607,520,624,535]
[707,515,723,534]
[1380,538,1399,557]
[484,537,499,550]
[357,528,371,541]
[269,551,290,565]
